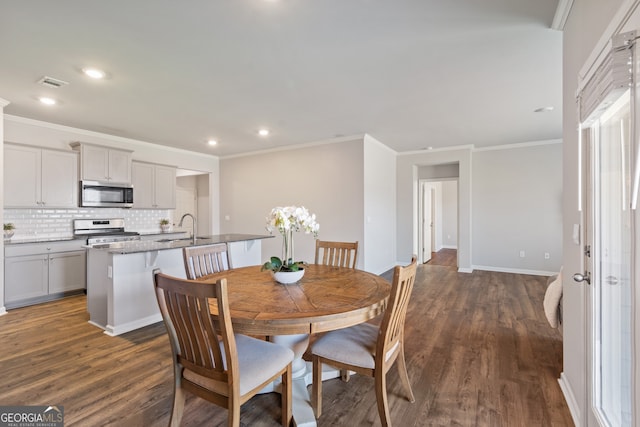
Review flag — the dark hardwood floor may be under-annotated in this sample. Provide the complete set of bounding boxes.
[426,248,458,268]
[0,264,572,426]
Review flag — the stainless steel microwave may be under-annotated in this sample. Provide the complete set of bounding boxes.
[80,180,134,208]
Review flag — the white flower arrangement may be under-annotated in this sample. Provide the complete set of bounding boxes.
[262,206,320,272]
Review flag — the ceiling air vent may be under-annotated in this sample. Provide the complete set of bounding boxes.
[37,76,69,89]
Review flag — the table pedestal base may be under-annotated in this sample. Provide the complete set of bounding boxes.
[263,334,345,427]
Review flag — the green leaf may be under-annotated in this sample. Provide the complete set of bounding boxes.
[288,263,300,272]
[270,257,283,268]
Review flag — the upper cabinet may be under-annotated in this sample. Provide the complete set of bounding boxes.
[4,144,78,208]
[131,161,176,209]
[70,142,132,184]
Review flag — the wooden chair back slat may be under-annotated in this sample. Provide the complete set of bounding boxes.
[154,272,232,379]
[315,240,358,269]
[377,256,418,365]
[183,243,231,280]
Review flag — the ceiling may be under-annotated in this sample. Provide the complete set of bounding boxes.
[0,1,563,157]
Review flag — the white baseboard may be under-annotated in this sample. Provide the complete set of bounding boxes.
[0,306,6,316]
[558,372,582,427]
[374,263,398,276]
[472,265,557,276]
[441,245,458,249]
[457,267,473,273]
[98,313,163,337]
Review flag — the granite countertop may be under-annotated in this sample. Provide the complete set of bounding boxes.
[4,236,84,245]
[88,233,273,254]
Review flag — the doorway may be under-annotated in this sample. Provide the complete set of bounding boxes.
[175,170,211,236]
[418,178,458,266]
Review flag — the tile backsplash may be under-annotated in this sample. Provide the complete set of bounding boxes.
[3,208,174,240]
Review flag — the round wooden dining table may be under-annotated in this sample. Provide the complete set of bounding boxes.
[200,263,391,427]
[205,263,391,335]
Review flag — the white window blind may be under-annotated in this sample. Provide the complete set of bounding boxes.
[579,31,635,125]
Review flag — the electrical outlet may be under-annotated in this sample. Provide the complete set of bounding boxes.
[519,250,525,258]
[544,252,550,259]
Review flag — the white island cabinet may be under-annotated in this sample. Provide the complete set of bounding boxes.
[86,234,272,336]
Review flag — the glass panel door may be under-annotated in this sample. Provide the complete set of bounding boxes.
[590,90,633,426]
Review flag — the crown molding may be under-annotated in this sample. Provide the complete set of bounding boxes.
[551,0,574,31]
[4,114,219,159]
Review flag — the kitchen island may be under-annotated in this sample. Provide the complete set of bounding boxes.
[86,234,272,336]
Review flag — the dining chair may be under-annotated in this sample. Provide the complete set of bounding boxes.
[313,239,359,380]
[314,240,358,269]
[153,270,293,427]
[183,243,231,280]
[310,256,418,427]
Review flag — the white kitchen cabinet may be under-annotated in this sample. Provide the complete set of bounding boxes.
[4,144,78,208]
[49,251,87,293]
[70,142,132,184]
[131,161,176,209]
[4,240,87,309]
[4,254,48,303]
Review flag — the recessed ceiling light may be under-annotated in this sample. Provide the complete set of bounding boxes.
[82,68,106,79]
[208,139,218,146]
[39,97,57,106]
[258,129,270,137]
[534,106,554,113]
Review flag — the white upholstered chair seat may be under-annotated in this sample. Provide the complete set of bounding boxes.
[310,323,379,369]
[184,334,294,396]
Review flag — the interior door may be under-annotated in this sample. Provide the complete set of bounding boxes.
[581,90,633,427]
[421,182,432,263]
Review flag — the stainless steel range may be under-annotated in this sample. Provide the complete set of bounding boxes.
[73,218,141,246]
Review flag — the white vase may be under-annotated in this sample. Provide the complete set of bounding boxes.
[160,224,171,233]
[272,269,305,285]
[4,230,14,241]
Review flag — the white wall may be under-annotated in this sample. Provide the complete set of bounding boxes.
[196,174,211,236]
[472,141,562,274]
[562,1,628,425]
[363,134,396,273]
[441,180,458,249]
[219,137,368,270]
[397,142,562,275]
[419,163,459,180]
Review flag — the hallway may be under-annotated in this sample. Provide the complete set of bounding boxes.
[426,248,457,268]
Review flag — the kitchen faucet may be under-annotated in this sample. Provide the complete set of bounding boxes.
[178,213,197,245]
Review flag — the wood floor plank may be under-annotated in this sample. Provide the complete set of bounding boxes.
[0,256,573,426]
